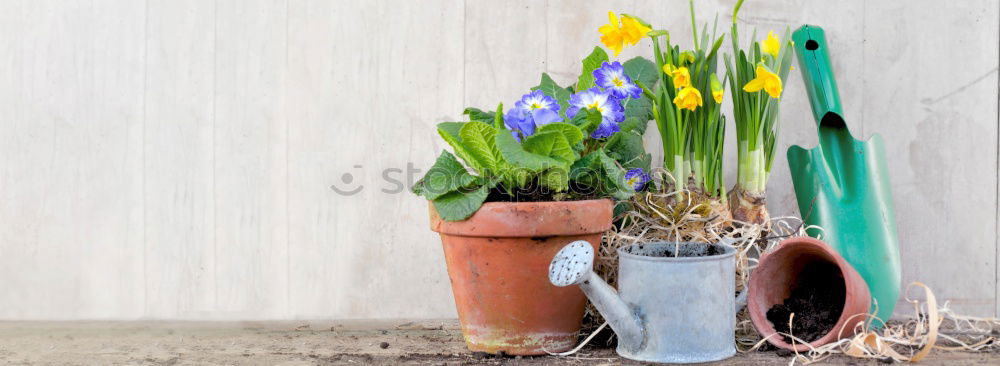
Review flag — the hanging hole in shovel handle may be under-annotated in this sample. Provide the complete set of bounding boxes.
[819,112,847,129]
[805,39,819,50]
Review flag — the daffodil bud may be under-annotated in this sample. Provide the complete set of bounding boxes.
[710,74,724,104]
[762,31,781,57]
[680,51,695,65]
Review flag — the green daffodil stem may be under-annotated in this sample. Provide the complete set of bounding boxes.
[732,0,745,25]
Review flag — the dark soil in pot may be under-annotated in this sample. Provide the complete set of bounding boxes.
[484,179,607,203]
[622,243,726,257]
[766,261,846,343]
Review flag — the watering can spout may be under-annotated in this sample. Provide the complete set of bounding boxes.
[548,241,644,350]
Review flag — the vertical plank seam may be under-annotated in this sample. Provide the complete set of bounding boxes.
[212,0,220,309]
[544,0,549,75]
[543,0,550,73]
[284,0,292,316]
[861,0,866,138]
[462,0,467,107]
[141,0,150,317]
[995,0,1000,317]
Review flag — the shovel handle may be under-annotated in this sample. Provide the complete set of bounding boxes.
[792,25,844,125]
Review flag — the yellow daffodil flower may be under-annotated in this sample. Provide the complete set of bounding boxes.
[662,63,675,75]
[598,12,625,56]
[762,31,781,57]
[671,67,691,89]
[673,86,703,111]
[743,65,783,98]
[620,15,651,45]
[710,74,724,104]
[598,12,650,56]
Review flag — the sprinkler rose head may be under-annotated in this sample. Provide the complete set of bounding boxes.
[548,240,594,286]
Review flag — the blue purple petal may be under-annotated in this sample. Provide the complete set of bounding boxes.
[624,168,651,191]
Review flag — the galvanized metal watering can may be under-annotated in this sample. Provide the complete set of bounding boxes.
[549,241,745,363]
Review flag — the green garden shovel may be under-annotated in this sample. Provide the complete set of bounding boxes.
[788,25,901,324]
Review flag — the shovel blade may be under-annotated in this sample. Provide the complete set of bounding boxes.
[788,129,901,324]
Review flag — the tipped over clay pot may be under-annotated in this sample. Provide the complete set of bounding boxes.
[747,236,871,351]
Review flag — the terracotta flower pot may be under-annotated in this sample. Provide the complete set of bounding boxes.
[429,199,613,355]
[747,236,871,351]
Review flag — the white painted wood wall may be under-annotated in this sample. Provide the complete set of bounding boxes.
[0,0,996,320]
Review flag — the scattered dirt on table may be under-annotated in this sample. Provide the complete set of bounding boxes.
[0,320,994,365]
[767,261,846,343]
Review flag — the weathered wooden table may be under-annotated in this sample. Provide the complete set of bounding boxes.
[0,320,996,365]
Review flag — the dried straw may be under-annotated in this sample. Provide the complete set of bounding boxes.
[576,189,999,364]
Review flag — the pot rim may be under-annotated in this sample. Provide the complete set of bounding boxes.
[617,241,736,263]
[429,198,615,238]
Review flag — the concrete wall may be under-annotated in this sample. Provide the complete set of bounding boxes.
[0,0,996,320]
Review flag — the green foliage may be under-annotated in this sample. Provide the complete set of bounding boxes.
[569,108,604,136]
[431,180,495,221]
[459,121,504,174]
[623,94,653,122]
[622,56,658,89]
[463,108,494,123]
[605,119,652,171]
[569,149,632,200]
[576,47,609,90]
[725,1,793,193]
[411,151,476,200]
[414,47,650,221]
[639,0,727,197]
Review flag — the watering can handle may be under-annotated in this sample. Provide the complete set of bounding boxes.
[792,25,844,125]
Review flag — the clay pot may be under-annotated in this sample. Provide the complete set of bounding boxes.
[430,199,613,355]
[747,236,871,351]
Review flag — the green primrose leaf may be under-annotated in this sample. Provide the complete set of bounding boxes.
[605,125,652,171]
[437,122,487,174]
[458,121,503,174]
[432,179,495,221]
[577,46,609,91]
[570,150,602,183]
[523,132,576,165]
[536,123,584,146]
[463,108,494,123]
[595,149,633,200]
[412,151,477,200]
[539,168,570,192]
[622,56,659,89]
[623,95,653,123]
[569,109,604,136]
[494,103,505,129]
[495,129,567,173]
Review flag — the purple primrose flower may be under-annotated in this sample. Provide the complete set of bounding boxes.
[567,87,624,139]
[504,90,563,141]
[594,61,642,99]
[624,168,651,191]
